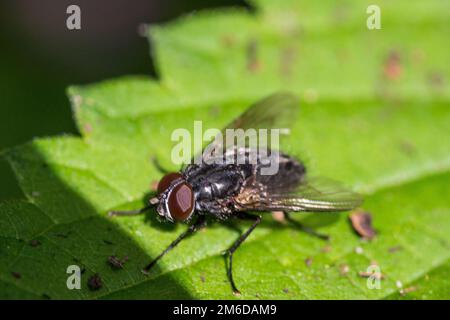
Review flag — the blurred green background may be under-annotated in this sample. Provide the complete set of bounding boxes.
[0,0,246,200]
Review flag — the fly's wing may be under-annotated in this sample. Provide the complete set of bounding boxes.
[193,92,299,165]
[236,176,362,212]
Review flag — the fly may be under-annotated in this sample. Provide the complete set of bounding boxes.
[108,92,362,294]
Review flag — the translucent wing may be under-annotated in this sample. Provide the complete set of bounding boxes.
[193,92,299,165]
[236,176,363,212]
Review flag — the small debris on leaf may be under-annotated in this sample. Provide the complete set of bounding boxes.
[427,72,444,88]
[396,280,403,288]
[400,286,418,296]
[384,50,402,80]
[29,239,41,247]
[388,245,403,253]
[339,264,350,276]
[11,271,21,279]
[399,140,416,156]
[283,288,289,294]
[271,211,287,224]
[108,255,128,269]
[150,180,159,191]
[355,246,364,254]
[280,46,296,77]
[304,257,313,267]
[103,239,114,245]
[358,270,384,280]
[221,35,236,48]
[246,38,261,72]
[349,210,376,240]
[88,274,102,291]
[200,275,206,283]
[321,245,332,253]
[83,123,92,133]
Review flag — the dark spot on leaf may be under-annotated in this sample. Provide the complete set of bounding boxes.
[411,49,425,65]
[399,140,416,156]
[84,123,93,133]
[41,293,51,300]
[103,239,114,245]
[246,38,260,72]
[332,4,349,24]
[200,275,206,283]
[54,233,69,239]
[349,210,376,240]
[29,239,41,247]
[388,245,403,253]
[283,288,289,293]
[305,257,313,267]
[209,105,220,117]
[11,271,21,279]
[220,35,236,48]
[427,72,445,89]
[88,274,102,291]
[384,50,402,80]
[280,46,296,77]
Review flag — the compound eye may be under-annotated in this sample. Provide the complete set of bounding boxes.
[157,172,183,194]
[168,183,194,222]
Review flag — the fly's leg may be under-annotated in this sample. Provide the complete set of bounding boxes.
[283,211,329,241]
[108,198,158,217]
[108,205,153,217]
[226,212,261,295]
[142,215,207,274]
[152,156,171,174]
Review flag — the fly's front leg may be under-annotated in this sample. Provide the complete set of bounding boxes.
[152,156,171,174]
[283,211,329,241]
[226,212,261,295]
[142,215,207,274]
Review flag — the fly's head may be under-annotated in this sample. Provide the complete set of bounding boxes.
[150,172,195,223]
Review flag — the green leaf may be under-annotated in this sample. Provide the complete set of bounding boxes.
[1,0,449,299]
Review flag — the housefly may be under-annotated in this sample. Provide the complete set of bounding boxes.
[109,92,362,294]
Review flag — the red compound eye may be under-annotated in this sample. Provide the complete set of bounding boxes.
[167,182,194,222]
[157,172,183,194]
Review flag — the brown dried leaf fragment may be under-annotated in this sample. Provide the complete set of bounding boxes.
[349,210,376,240]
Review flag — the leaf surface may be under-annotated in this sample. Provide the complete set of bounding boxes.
[0,0,449,299]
